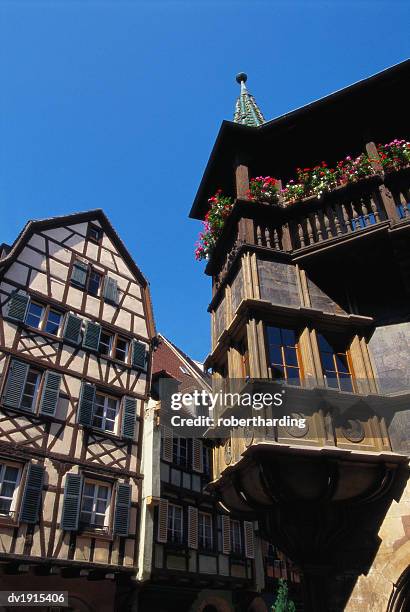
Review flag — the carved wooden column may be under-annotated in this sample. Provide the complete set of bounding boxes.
[366,141,399,222]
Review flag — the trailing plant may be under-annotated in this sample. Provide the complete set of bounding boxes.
[194,138,410,260]
[248,176,279,204]
[377,139,410,173]
[272,579,296,612]
[194,190,233,261]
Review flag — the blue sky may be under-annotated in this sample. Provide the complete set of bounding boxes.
[0,1,408,360]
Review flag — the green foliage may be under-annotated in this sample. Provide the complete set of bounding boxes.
[272,579,296,612]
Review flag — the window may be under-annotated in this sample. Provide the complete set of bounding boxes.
[318,333,354,392]
[266,326,301,386]
[80,481,110,530]
[87,270,102,297]
[0,462,21,516]
[231,519,242,554]
[173,437,188,467]
[25,302,44,329]
[114,337,129,363]
[87,223,103,243]
[92,393,118,433]
[199,512,213,550]
[99,331,113,356]
[202,445,211,478]
[167,503,183,544]
[25,302,62,336]
[44,309,62,335]
[20,368,41,412]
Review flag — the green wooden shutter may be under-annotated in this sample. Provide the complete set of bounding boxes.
[113,482,131,536]
[62,313,83,344]
[121,396,137,440]
[61,473,82,531]
[82,321,101,351]
[2,360,29,409]
[7,293,30,322]
[20,464,44,524]
[77,382,96,427]
[39,371,62,416]
[103,276,118,304]
[131,340,147,370]
[71,260,88,288]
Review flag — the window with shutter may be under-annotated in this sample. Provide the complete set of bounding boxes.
[103,276,118,304]
[157,498,168,543]
[131,340,147,370]
[121,396,137,440]
[2,360,30,409]
[39,371,62,416]
[113,482,131,536]
[77,382,96,427]
[82,321,101,351]
[244,520,255,559]
[198,511,213,550]
[63,313,83,344]
[161,426,173,462]
[61,473,82,531]
[71,260,88,288]
[7,293,30,322]
[222,515,231,554]
[20,463,44,524]
[187,506,198,549]
[0,462,21,518]
[192,439,203,473]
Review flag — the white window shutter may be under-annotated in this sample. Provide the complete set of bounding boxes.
[161,426,173,462]
[192,439,203,473]
[157,498,168,543]
[222,515,231,554]
[188,506,198,550]
[244,520,255,559]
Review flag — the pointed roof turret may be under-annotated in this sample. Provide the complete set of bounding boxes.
[233,72,265,127]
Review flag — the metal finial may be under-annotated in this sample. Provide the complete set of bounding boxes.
[236,72,247,84]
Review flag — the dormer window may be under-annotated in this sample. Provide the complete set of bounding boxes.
[87,223,103,243]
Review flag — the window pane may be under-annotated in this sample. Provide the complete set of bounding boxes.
[321,353,335,371]
[324,374,339,389]
[267,326,281,345]
[286,367,300,385]
[84,483,94,496]
[4,466,19,482]
[284,347,298,367]
[99,333,112,355]
[339,374,353,392]
[88,271,101,296]
[271,365,285,380]
[26,303,43,328]
[318,334,333,352]
[268,345,282,365]
[45,310,62,334]
[281,328,296,346]
[81,498,93,512]
[335,354,350,374]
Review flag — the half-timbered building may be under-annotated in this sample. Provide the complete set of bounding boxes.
[138,334,274,612]
[0,210,155,611]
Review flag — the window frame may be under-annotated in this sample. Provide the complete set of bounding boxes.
[20,367,42,413]
[79,479,111,532]
[87,223,103,244]
[167,503,184,544]
[24,301,63,337]
[0,461,22,519]
[317,332,355,392]
[230,519,242,555]
[172,436,190,468]
[87,268,103,298]
[98,331,114,357]
[265,325,303,386]
[92,392,119,434]
[198,511,213,551]
[113,336,129,364]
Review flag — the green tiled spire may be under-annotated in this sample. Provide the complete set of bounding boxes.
[233,72,265,127]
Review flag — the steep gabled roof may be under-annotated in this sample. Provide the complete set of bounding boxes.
[0,208,148,287]
[153,333,211,392]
